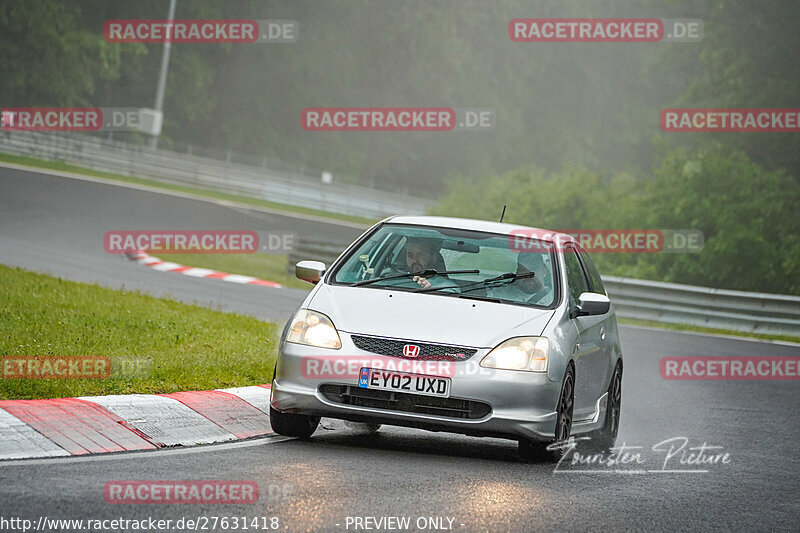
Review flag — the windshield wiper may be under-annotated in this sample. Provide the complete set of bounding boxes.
[416,271,536,294]
[353,269,479,287]
[484,271,535,284]
[455,294,503,303]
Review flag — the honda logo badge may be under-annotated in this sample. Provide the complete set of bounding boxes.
[403,344,420,358]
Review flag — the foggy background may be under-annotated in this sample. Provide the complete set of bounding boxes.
[1,0,798,293]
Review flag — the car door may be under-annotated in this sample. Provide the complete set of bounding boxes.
[563,244,607,421]
[576,246,614,408]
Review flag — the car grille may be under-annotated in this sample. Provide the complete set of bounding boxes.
[350,335,478,361]
[319,384,491,420]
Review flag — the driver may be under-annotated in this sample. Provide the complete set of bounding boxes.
[405,237,449,290]
[489,252,553,305]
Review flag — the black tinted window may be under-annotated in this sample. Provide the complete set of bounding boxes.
[563,247,589,307]
[579,249,606,295]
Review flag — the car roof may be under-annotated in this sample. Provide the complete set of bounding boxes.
[383,215,576,245]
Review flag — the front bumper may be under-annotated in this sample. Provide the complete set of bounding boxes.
[271,335,564,442]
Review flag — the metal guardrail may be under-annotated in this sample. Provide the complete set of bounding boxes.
[288,239,800,337]
[603,276,800,337]
[0,131,434,219]
[287,239,347,274]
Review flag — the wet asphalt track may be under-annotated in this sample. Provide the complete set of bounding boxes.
[1,165,799,532]
[0,164,364,322]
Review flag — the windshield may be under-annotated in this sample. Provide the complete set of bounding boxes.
[331,223,558,308]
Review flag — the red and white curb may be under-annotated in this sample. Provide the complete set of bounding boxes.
[125,250,282,288]
[0,385,274,460]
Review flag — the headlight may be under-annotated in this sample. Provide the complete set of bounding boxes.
[480,337,549,372]
[286,309,342,349]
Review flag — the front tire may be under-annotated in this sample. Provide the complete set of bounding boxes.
[269,406,320,438]
[519,364,574,462]
[269,365,321,438]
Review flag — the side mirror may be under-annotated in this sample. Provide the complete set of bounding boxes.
[570,292,611,319]
[296,260,327,284]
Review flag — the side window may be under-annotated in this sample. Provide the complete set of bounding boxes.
[563,247,590,307]
[578,248,606,295]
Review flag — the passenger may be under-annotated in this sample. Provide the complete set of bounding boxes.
[489,252,553,305]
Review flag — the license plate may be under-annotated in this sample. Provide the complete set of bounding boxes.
[359,367,450,398]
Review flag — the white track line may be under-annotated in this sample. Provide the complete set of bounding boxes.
[0,408,70,459]
[78,394,237,447]
[0,435,294,467]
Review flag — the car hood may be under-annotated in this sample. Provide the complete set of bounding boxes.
[307,283,556,348]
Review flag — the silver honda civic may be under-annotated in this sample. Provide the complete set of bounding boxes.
[270,216,623,461]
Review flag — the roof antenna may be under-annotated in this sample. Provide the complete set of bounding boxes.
[499,205,507,223]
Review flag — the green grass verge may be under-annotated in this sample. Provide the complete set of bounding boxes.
[165,252,313,290]
[0,264,280,400]
[618,317,800,344]
[0,152,376,226]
